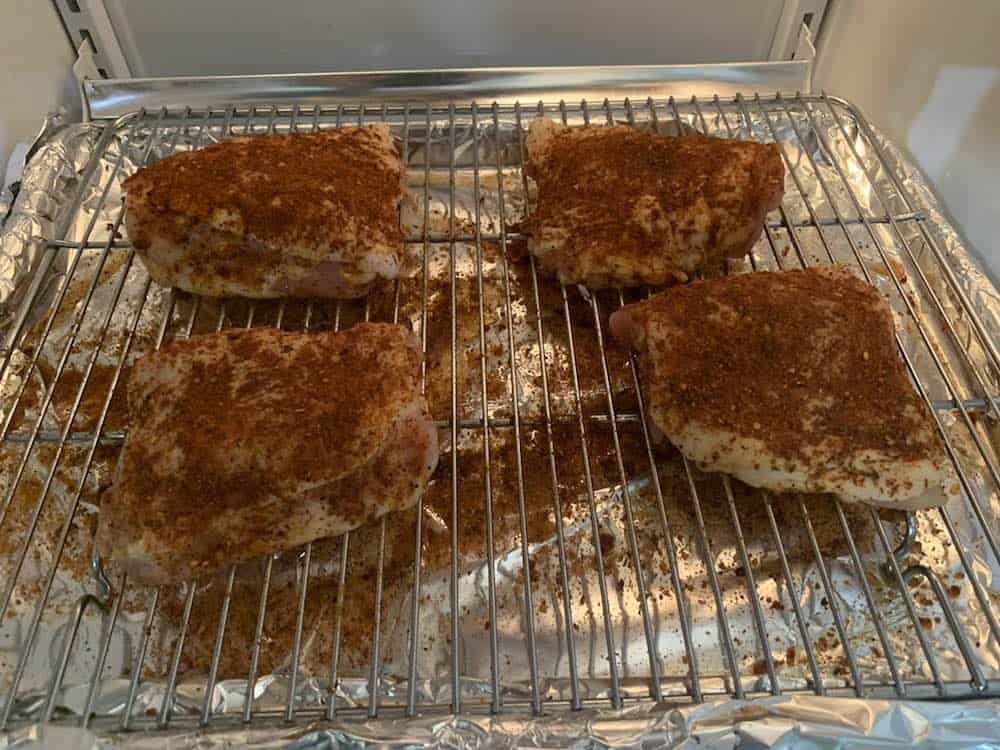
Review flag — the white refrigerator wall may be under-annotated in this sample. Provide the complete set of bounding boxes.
[103,0,787,76]
[814,0,1000,279]
[0,0,77,187]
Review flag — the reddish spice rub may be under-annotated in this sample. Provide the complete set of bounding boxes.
[610,267,954,507]
[97,323,438,583]
[523,119,784,288]
[123,126,404,298]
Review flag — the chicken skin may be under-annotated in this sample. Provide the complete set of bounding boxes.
[610,267,955,508]
[98,323,438,583]
[124,125,404,299]
[524,117,784,288]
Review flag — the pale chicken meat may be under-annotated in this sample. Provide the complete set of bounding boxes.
[524,118,785,288]
[124,125,404,299]
[97,323,438,583]
[610,267,955,508]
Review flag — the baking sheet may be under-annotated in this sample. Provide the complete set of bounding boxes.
[1,95,1000,747]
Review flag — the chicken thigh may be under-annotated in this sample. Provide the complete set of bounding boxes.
[524,118,784,288]
[97,323,438,583]
[610,267,955,508]
[124,125,404,299]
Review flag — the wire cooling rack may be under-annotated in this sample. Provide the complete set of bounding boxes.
[1,92,1000,735]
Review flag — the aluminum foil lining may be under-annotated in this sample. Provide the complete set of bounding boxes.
[2,96,1000,750]
[7,696,1000,748]
[0,117,103,330]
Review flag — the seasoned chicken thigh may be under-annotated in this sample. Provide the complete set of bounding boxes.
[524,118,784,289]
[97,323,438,583]
[610,267,955,508]
[124,125,404,299]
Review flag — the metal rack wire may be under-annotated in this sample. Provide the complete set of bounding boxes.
[1,92,999,735]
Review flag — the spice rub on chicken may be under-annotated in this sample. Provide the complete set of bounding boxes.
[124,125,404,299]
[97,323,438,583]
[610,266,955,508]
[523,118,784,289]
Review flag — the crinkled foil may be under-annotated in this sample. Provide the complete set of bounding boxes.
[7,696,1000,748]
[2,97,1000,749]
[0,115,103,330]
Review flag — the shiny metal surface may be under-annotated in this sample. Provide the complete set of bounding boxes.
[82,64,812,120]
